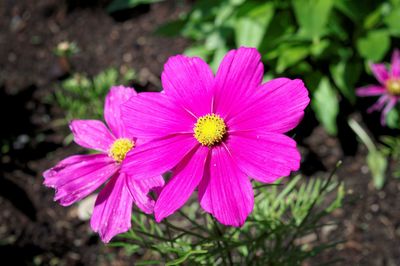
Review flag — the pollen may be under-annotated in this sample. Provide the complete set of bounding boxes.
[109,138,135,163]
[194,114,227,146]
[387,78,400,95]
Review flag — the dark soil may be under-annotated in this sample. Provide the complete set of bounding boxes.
[303,125,400,266]
[1,0,189,265]
[0,1,399,265]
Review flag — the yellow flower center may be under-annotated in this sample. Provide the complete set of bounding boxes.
[109,138,135,163]
[387,78,400,95]
[194,114,227,146]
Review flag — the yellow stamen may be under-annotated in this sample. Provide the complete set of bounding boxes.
[194,114,227,146]
[386,78,400,95]
[109,138,134,163]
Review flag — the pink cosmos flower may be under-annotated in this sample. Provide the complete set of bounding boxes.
[121,47,310,226]
[43,86,164,243]
[356,49,400,125]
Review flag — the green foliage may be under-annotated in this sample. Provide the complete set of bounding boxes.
[330,59,361,104]
[234,2,274,48]
[107,0,163,13]
[385,5,400,36]
[115,172,344,265]
[53,41,79,58]
[367,150,388,189]
[357,29,391,61]
[386,107,400,129]
[52,67,135,122]
[157,0,400,133]
[292,0,334,39]
[348,118,388,189]
[380,135,400,178]
[312,78,339,135]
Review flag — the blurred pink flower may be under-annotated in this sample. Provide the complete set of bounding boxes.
[357,49,400,125]
[43,86,164,243]
[121,47,310,226]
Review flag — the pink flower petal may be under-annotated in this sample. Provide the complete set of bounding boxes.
[44,154,109,187]
[69,120,115,153]
[43,154,101,187]
[370,63,389,85]
[198,146,254,227]
[161,55,214,117]
[154,146,209,222]
[356,85,386,97]
[213,47,263,119]
[226,132,300,183]
[44,154,119,206]
[121,92,195,139]
[104,86,137,138]
[367,95,389,113]
[125,175,165,214]
[228,78,310,133]
[381,97,398,126]
[122,134,198,180]
[90,173,133,243]
[391,49,400,78]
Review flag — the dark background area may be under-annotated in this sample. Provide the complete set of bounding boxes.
[0,0,399,265]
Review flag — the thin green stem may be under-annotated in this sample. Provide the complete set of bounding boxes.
[178,210,210,234]
[253,183,283,190]
[285,161,342,251]
[211,216,234,265]
[133,228,171,242]
[163,219,206,240]
[348,118,376,152]
[165,223,180,260]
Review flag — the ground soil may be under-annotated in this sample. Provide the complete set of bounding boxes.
[0,1,399,265]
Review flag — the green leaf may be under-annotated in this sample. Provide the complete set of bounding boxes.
[326,183,344,212]
[348,118,376,152]
[391,0,400,5]
[259,10,296,53]
[348,118,388,189]
[234,2,274,48]
[210,45,229,73]
[363,4,384,30]
[184,45,211,61]
[276,45,309,73]
[292,0,333,39]
[384,6,400,36]
[230,0,246,5]
[367,150,388,189]
[330,60,361,103]
[288,61,312,75]
[107,0,163,13]
[274,175,301,205]
[205,30,226,50]
[166,250,208,266]
[386,108,400,129]
[312,78,339,135]
[155,19,187,37]
[214,4,235,26]
[310,39,330,57]
[357,30,391,61]
[334,0,378,24]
